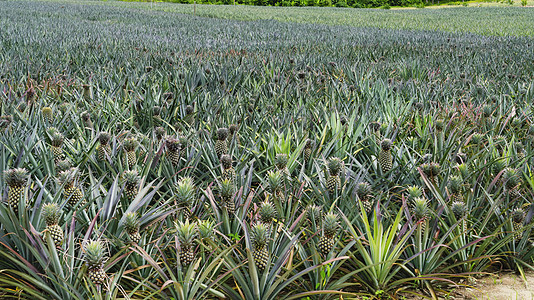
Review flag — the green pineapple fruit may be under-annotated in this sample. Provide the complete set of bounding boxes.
[58,168,85,208]
[412,197,429,231]
[266,170,284,202]
[511,208,525,240]
[219,178,235,214]
[42,107,53,123]
[258,201,277,224]
[356,182,373,213]
[326,157,343,193]
[502,167,521,199]
[123,137,138,169]
[274,153,290,179]
[318,213,338,257]
[4,168,29,214]
[448,175,463,202]
[451,201,468,233]
[251,223,269,271]
[123,170,140,200]
[176,220,197,266]
[84,240,106,285]
[97,132,111,161]
[435,119,445,132]
[185,105,194,125]
[378,139,393,173]
[47,128,65,164]
[42,203,63,247]
[176,177,196,219]
[124,212,141,244]
[221,154,236,184]
[304,139,314,162]
[81,111,93,129]
[515,142,526,160]
[166,137,181,166]
[215,128,229,158]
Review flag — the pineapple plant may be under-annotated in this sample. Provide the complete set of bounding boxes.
[185,105,194,125]
[123,137,138,168]
[421,162,440,186]
[356,181,373,213]
[326,157,343,193]
[502,167,521,199]
[258,201,277,225]
[215,127,229,158]
[511,208,525,240]
[175,177,196,218]
[97,132,112,161]
[122,170,140,200]
[515,142,526,160]
[219,178,236,214]
[42,106,53,123]
[221,154,235,184]
[304,138,314,162]
[412,197,429,231]
[318,213,338,257]
[58,168,85,208]
[176,220,197,266]
[448,175,463,202]
[42,203,63,247]
[47,128,65,164]
[81,111,93,129]
[84,240,107,285]
[4,168,29,214]
[369,121,382,143]
[165,137,181,166]
[250,223,270,271]
[451,201,468,233]
[378,139,393,173]
[275,153,290,179]
[266,170,284,202]
[306,204,322,227]
[197,219,215,242]
[124,212,141,244]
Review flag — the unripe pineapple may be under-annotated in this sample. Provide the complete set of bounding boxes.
[448,175,463,202]
[42,203,63,247]
[47,128,65,164]
[4,168,29,214]
[82,84,92,101]
[326,157,343,193]
[221,154,235,184]
[258,201,277,224]
[435,119,445,132]
[275,154,290,179]
[515,142,526,160]
[306,204,322,227]
[406,185,423,200]
[304,139,314,162]
[165,137,181,166]
[97,132,112,161]
[378,139,393,173]
[502,167,521,199]
[412,197,429,231]
[176,220,197,266]
[185,105,194,125]
[251,223,269,271]
[511,208,525,240]
[123,137,138,169]
[266,170,284,202]
[219,178,235,214]
[58,168,85,208]
[356,182,373,213]
[470,132,484,146]
[215,128,229,158]
[42,107,53,123]
[124,212,141,244]
[81,111,93,129]
[175,177,196,218]
[84,240,106,285]
[318,213,338,257]
[451,201,468,233]
[197,219,215,242]
[123,170,140,200]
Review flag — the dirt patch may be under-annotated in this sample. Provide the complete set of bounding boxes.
[455,272,534,300]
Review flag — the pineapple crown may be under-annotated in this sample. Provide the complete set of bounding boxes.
[435,119,445,131]
[58,167,78,186]
[470,133,484,145]
[327,157,343,176]
[515,142,525,153]
[323,212,339,238]
[221,154,232,169]
[42,107,53,117]
[430,162,441,176]
[451,201,468,219]
[154,127,166,140]
[482,105,493,118]
[306,204,322,225]
[175,177,195,204]
[356,182,372,199]
[492,159,507,175]
[197,219,215,240]
[412,197,429,221]
[380,139,392,151]
[216,128,229,141]
[511,208,525,224]
[185,105,194,115]
[84,240,106,268]
[229,124,238,135]
[42,203,61,226]
[274,153,288,170]
[165,137,181,152]
[502,167,520,190]
[258,201,276,223]
[369,121,381,132]
[123,170,140,186]
[175,220,197,246]
[406,185,422,200]
[457,163,469,179]
[56,160,72,173]
[266,170,283,193]
[305,138,314,149]
[124,212,140,233]
[448,175,463,194]
[123,137,138,152]
[251,223,269,248]
[219,178,235,198]
[4,168,29,187]
[98,132,111,145]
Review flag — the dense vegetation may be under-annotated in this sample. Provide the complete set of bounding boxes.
[1,0,533,299]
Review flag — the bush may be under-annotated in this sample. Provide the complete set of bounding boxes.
[521,0,527,6]
[335,0,349,6]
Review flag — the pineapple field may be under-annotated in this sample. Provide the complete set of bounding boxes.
[1,0,534,299]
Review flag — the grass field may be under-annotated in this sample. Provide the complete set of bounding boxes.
[1,0,533,299]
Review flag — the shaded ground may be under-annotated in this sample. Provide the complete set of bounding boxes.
[456,272,534,300]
